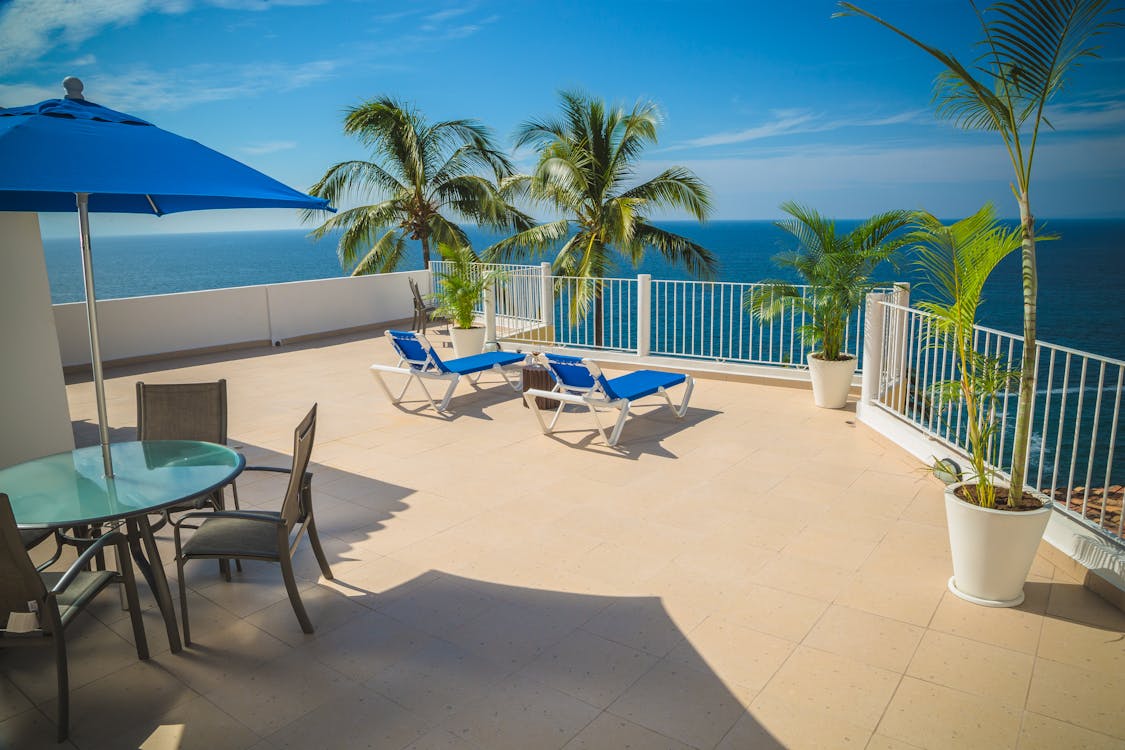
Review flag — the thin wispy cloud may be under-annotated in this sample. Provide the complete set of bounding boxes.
[641,132,1125,217]
[426,6,473,23]
[0,0,324,71]
[680,108,929,150]
[81,58,338,112]
[0,82,59,107]
[686,110,818,147]
[242,140,297,155]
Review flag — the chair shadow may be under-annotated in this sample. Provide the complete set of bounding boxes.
[387,376,525,422]
[535,405,723,460]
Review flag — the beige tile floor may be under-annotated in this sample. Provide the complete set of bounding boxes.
[3,326,1124,750]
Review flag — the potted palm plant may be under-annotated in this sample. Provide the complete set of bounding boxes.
[910,205,1051,607]
[432,243,507,358]
[745,202,910,408]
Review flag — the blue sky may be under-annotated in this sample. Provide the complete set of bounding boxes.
[3,0,1123,237]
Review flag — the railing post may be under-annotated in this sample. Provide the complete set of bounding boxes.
[861,292,885,411]
[637,273,651,357]
[484,282,498,351]
[539,262,554,340]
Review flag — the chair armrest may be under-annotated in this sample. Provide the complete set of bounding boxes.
[51,530,126,593]
[175,510,284,525]
[243,465,314,486]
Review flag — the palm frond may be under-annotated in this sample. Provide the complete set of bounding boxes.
[484,219,571,262]
[630,223,718,279]
[621,167,713,221]
[350,229,407,276]
[308,202,400,266]
[343,97,427,190]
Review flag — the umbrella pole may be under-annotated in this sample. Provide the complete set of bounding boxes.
[76,192,114,477]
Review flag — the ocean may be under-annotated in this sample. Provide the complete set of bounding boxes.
[42,219,1125,359]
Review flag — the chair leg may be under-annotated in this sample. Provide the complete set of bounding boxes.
[305,515,334,581]
[279,555,314,634]
[607,402,631,447]
[437,375,461,412]
[54,634,68,743]
[177,556,192,647]
[229,484,244,573]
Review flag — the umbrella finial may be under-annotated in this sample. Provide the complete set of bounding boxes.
[62,77,85,101]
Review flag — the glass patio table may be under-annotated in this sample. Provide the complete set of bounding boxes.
[0,440,245,653]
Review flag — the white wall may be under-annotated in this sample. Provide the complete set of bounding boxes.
[54,270,427,366]
[0,213,75,467]
[266,272,421,342]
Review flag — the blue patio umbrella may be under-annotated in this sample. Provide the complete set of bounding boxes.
[0,78,333,475]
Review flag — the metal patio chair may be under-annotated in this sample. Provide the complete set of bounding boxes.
[0,494,148,743]
[136,379,240,515]
[173,404,332,644]
[409,276,438,333]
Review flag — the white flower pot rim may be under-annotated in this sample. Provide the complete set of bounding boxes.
[946,480,1050,514]
[808,351,856,362]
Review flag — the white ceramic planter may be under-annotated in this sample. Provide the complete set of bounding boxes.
[449,326,486,358]
[944,482,1051,607]
[806,352,856,409]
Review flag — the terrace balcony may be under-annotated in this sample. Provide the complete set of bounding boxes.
[4,322,1123,750]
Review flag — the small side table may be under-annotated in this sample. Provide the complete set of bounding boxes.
[521,365,559,409]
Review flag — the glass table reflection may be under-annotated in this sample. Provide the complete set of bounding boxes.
[1,440,245,653]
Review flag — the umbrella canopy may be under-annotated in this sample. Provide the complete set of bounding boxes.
[0,79,332,475]
[0,95,329,214]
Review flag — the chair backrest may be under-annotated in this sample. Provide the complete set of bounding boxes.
[0,494,49,631]
[386,330,449,374]
[279,405,317,533]
[136,380,228,443]
[408,278,422,307]
[543,354,619,400]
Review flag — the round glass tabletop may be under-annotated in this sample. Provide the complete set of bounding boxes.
[0,440,245,528]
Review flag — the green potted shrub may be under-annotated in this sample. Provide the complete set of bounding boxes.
[432,243,507,357]
[910,205,1051,607]
[745,201,910,408]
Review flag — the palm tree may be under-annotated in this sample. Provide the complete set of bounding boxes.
[836,0,1120,503]
[908,205,1023,508]
[745,202,911,362]
[305,96,532,273]
[488,91,715,346]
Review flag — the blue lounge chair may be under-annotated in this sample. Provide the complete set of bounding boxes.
[370,330,526,413]
[524,353,694,446]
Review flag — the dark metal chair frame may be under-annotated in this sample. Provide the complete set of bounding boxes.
[135,379,241,513]
[409,277,438,333]
[0,494,148,743]
[172,404,333,644]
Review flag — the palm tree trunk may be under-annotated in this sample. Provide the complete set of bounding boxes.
[421,235,431,269]
[1007,191,1038,506]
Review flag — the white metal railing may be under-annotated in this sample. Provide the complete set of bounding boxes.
[650,279,881,368]
[435,261,890,369]
[869,298,1124,546]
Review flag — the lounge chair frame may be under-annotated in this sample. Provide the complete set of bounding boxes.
[524,356,693,446]
[370,330,524,413]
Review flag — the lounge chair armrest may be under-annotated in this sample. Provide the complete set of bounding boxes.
[51,530,126,593]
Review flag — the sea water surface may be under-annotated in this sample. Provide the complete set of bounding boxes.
[42,219,1125,359]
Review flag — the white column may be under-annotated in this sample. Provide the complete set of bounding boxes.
[483,283,498,350]
[860,291,886,410]
[539,262,554,331]
[0,213,75,466]
[637,273,651,357]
